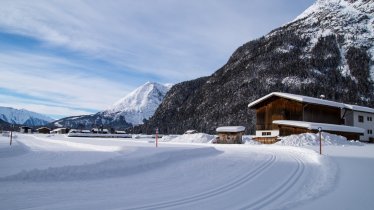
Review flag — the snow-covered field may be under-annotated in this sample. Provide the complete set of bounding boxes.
[0,133,373,210]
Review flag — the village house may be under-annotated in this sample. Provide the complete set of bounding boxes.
[36,127,51,134]
[50,128,69,134]
[216,126,245,144]
[248,92,373,143]
[91,128,109,134]
[20,126,32,133]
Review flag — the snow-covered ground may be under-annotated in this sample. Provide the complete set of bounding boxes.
[0,133,373,209]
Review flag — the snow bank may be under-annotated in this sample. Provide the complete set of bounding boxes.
[0,137,30,158]
[162,133,216,144]
[2,132,17,138]
[0,147,221,182]
[159,135,179,142]
[162,134,259,144]
[242,135,261,145]
[276,132,363,146]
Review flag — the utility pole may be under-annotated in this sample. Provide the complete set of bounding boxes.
[10,124,14,146]
[155,128,159,148]
[318,127,322,155]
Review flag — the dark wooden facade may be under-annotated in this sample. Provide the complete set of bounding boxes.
[217,132,243,144]
[37,127,51,134]
[278,125,312,136]
[253,137,279,144]
[254,97,342,130]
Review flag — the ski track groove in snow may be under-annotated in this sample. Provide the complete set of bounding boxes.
[125,154,277,210]
[239,152,305,210]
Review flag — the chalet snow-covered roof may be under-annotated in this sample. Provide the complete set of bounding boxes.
[344,104,374,114]
[216,126,245,133]
[248,92,343,109]
[248,92,374,113]
[273,120,365,134]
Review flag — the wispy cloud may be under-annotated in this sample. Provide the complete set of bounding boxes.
[0,0,314,118]
[0,51,132,116]
[0,0,314,81]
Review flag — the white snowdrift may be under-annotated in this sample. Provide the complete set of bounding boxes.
[161,133,216,143]
[242,135,262,145]
[4,133,371,210]
[0,147,220,182]
[276,132,364,147]
[0,137,30,158]
[26,135,123,152]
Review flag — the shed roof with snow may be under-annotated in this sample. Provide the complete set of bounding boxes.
[248,92,374,113]
[216,126,245,133]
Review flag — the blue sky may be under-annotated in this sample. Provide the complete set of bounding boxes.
[0,0,315,119]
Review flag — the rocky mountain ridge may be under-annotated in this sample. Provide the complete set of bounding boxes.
[135,0,374,134]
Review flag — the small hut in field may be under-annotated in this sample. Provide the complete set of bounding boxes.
[216,126,245,144]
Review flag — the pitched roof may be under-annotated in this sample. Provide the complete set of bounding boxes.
[344,104,374,113]
[248,92,374,113]
[273,120,365,134]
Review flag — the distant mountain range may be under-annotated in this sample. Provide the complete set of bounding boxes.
[0,106,54,127]
[52,82,172,129]
[136,0,374,134]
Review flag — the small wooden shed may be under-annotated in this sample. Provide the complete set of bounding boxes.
[216,126,245,144]
[36,127,51,134]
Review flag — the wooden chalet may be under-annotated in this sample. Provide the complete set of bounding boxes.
[248,92,369,143]
[216,126,245,144]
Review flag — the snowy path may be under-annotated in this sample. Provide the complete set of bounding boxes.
[0,134,335,210]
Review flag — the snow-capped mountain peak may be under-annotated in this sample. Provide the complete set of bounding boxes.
[51,82,172,129]
[0,106,54,126]
[292,0,374,56]
[269,0,374,83]
[103,82,172,125]
[296,0,374,22]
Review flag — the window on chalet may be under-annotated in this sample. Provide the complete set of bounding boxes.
[368,130,372,135]
[358,115,364,123]
[367,116,373,121]
[261,132,272,136]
